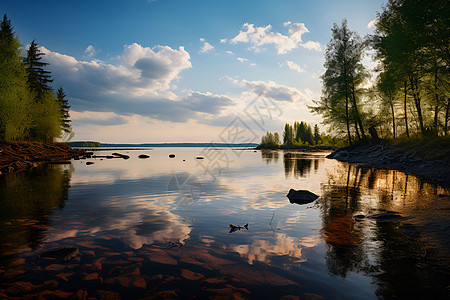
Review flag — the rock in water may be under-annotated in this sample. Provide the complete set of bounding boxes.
[138,154,150,159]
[286,189,319,205]
[169,154,175,158]
[39,247,79,262]
[112,153,130,159]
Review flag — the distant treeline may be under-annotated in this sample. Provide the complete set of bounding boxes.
[66,141,100,147]
[0,14,72,143]
[309,0,449,144]
[260,121,345,148]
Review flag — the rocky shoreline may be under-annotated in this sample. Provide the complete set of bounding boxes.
[327,143,450,186]
[0,142,88,175]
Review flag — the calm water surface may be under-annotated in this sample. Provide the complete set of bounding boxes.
[0,148,449,299]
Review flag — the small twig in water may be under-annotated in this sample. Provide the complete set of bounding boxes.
[270,211,275,236]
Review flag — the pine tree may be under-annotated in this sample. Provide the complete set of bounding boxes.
[314,124,321,145]
[24,39,53,100]
[0,14,34,142]
[283,123,293,145]
[56,87,72,134]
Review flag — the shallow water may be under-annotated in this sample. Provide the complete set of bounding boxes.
[0,148,449,299]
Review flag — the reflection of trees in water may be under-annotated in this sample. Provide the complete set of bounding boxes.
[261,150,279,165]
[319,164,369,277]
[0,165,72,266]
[282,153,315,178]
[320,162,450,298]
[260,151,320,178]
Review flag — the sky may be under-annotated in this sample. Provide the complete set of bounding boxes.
[3,0,384,143]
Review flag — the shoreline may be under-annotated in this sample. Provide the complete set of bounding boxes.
[0,142,88,175]
[326,143,450,187]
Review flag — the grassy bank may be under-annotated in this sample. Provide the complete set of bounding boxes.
[391,136,450,164]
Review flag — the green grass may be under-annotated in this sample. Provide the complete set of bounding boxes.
[390,136,450,163]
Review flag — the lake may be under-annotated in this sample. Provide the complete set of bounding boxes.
[0,147,449,299]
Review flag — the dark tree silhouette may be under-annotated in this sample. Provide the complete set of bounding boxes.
[24,40,53,100]
[56,87,72,135]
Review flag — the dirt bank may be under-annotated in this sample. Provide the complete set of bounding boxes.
[327,143,450,186]
[0,142,88,175]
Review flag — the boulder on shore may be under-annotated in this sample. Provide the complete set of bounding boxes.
[286,189,319,205]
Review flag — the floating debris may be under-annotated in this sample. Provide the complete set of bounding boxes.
[229,223,249,233]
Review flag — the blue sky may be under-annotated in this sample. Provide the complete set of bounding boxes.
[3,0,384,143]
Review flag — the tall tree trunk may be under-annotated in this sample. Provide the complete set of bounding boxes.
[351,80,365,138]
[404,80,409,137]
[353,115,361,140]
[445,98,450,136]
[345,93,352,144]
[409,75,424,134]
[434,69,439,134]
[389,92,396,138]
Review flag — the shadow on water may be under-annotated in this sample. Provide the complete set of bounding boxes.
[318,164,450,299]
[0,164,72,268]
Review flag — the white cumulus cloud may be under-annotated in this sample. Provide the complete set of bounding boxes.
[84,45,96,58]
[200,38,214,53]
[40,44,234,123]
[285,60,305,73]
[240,79,307,102]
[229,22,321,54]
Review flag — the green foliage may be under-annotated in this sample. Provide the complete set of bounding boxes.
[30,90,62,142]
[309,19,368,144]
[391,136,450,163]
[260,131,280,147]
[314,124,321,144]
[24,40,53,99]
[283,123,294,145]
[0,14,34,142]
[56,87,72,138]
[372,0,450,137]
[0,14,72,143]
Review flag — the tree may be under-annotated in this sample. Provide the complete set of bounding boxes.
[31,90,62,142]
[24,39,53,100]
[260,131,280,147]
[309,19,367,144]
[0,14,33,142]
[283,123,294,145]
[373,0,450,136]
[56,87,72,137]
[314,124,321,145]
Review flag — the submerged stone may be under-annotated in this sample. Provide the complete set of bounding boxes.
[39,247,79,262]
[286,189,319,205]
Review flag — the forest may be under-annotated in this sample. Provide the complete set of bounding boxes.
[309,0,449,144]
[0,14,71,143]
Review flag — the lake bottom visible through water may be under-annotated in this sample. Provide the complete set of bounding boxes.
[0,148,449,299]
